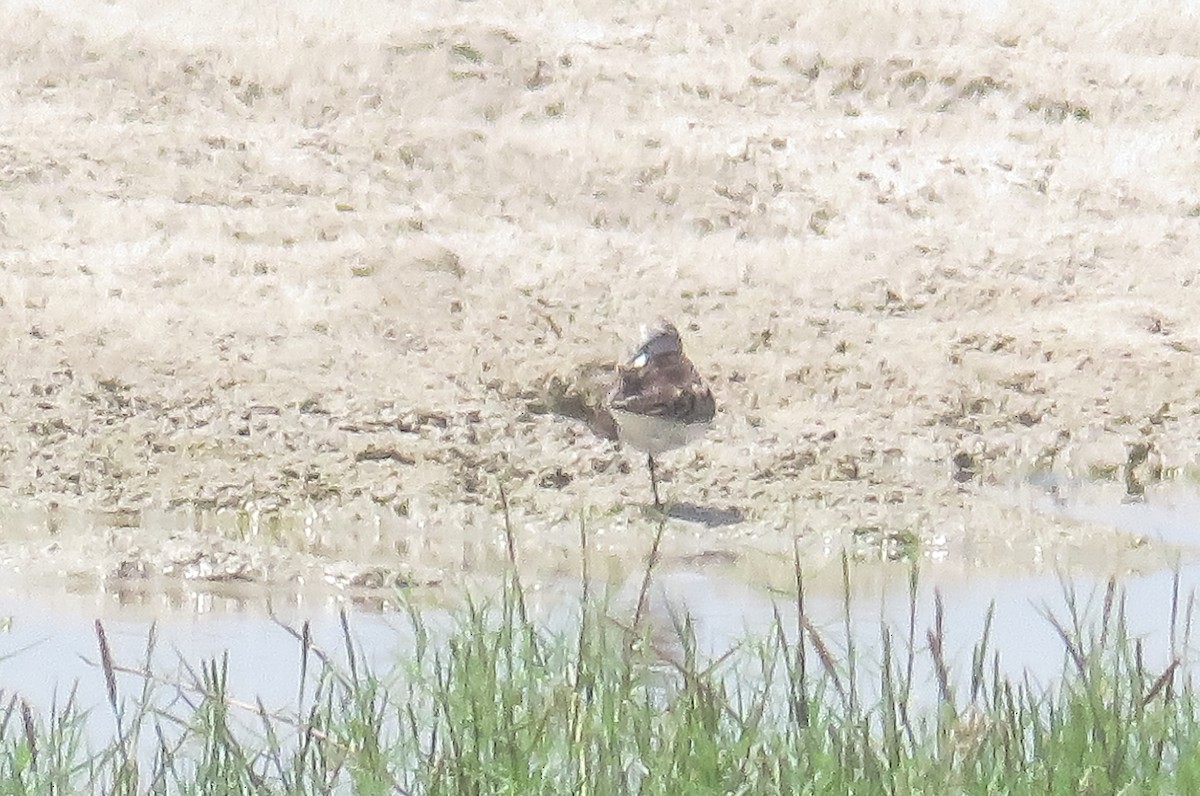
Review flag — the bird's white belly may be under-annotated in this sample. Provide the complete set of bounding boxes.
[612,410,708,456]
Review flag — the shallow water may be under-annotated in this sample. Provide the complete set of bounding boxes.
[5,480,1200,751]
[1019,477,1200,548]
[645,561,1194,706]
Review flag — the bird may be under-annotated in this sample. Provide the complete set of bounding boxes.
[607,320,716,508]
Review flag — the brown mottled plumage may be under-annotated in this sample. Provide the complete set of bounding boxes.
[608,320,715,507]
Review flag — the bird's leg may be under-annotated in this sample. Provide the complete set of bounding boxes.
[648,453,661,508]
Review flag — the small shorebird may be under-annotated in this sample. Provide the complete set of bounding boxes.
[608,320,716,507]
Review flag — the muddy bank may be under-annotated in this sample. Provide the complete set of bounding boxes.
[2,0,1199,593]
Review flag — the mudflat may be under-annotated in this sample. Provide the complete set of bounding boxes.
[3,0,1199,595]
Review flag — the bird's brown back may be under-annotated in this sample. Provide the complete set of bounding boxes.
[609,350,715,425]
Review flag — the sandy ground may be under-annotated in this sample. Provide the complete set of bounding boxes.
[3,0,1200,598]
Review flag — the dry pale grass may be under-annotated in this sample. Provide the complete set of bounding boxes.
[2,0,1199,590]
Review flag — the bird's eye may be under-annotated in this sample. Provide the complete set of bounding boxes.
[632,352,648,368]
